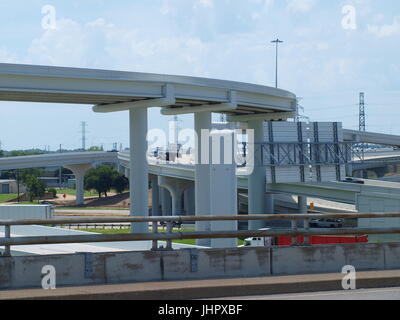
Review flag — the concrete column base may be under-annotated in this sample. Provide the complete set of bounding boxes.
[64,164,93,206]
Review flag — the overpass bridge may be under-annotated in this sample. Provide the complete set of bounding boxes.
[2,63,400,238]
[2,63,400,294]
[2,149,400,216]
[343,129,400,147]
[341,129,400,177]
[0,152,118,205]
[0,62,297,235]
[119,151,400,231]
[347,151,400,179]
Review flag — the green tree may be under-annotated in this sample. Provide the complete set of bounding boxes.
[24,175,46,203]
[85,165,115,198]
[88,146,104,152]
[0,168,44,202]
[84,165,129,198]
[113,174,129,194]
[8,150,43,157]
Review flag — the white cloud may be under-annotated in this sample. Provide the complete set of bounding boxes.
[27,19,88,67]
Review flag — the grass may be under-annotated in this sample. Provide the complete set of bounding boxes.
[72,228,245,246]
[0,194,53,205]
[0,194,18,203]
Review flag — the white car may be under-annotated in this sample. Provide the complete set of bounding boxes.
[310,219,343,228]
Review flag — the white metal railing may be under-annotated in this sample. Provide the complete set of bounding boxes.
[1,213,400,257]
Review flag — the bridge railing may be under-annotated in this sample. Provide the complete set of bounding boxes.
[1,213,400,256]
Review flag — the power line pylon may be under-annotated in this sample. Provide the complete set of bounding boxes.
[359,92,366,132]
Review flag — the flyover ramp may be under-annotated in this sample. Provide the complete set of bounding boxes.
[3,151,400,208]
[0,152,118,171]
[119,152,400,205]
[343,129,400,147]
[0,63,296,116]
[0,152,119,205]
[267,180,400,205]
[238,193,357,214]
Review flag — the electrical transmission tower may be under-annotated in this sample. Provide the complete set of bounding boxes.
[359,92,366,132]
[294,98,310,123]
[359,92,367,168]
[80,121,88,151]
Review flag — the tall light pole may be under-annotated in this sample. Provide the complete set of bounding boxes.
[271,38,283,88]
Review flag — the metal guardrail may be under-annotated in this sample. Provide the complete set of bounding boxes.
[1,213,400,256]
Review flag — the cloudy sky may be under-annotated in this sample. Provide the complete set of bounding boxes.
[0,0,399,150]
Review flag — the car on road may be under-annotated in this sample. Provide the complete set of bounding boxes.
[341,178,365,185]
[309,218,343,228]
[160,221,183,229]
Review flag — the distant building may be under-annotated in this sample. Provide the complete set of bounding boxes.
[0,180,26,194]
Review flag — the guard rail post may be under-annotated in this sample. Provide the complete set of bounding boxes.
[291,219,298,246]
[4,225,11,257]
[304,218,310,245]
[152,221,158,251]
[166,222,173,250]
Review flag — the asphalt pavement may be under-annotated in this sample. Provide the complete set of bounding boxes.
[221,287,400,300]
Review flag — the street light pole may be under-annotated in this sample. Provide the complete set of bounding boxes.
[271,38,283,88]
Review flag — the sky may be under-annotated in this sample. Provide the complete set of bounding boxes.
[0,0,399,150]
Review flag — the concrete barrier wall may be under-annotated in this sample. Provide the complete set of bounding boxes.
[1,243,400,290]
[357,193,400,242]
[0,205,53,220]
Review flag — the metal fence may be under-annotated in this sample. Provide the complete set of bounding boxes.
[2,213,400,257]
[258,142,365,167]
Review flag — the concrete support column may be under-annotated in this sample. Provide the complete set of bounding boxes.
[158,176,192,216]
[210,130,237,248]
[194,112,212,246]
[374,167,388,178]
[124,167,130,179]
[183,187,195,216]
[65,164,92,206]
[150,175,160,216]
[161,188,172,216]
[183,188,189,216]
[298,196,308,214]
[248,119,266,230]
[265,193,275,215]
[129,107,149,233]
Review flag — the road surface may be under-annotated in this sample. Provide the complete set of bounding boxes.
[220,287,400,300]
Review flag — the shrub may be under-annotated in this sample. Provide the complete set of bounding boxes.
[48,188,57,198]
